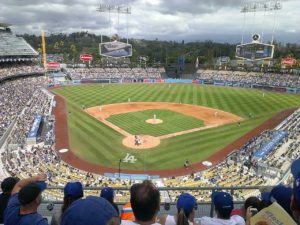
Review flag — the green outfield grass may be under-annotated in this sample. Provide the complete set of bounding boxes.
[52,84,300,171]
[107,109,204,137]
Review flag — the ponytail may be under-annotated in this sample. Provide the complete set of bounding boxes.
[177,209,189,225]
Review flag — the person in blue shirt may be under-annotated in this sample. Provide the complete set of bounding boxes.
[4,174,49,225]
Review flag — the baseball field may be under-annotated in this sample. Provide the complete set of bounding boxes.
[52,84,300,175]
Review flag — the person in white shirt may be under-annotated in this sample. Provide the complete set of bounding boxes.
[158,192,197,225]
[121,180,160,225]
[199,191,245,225]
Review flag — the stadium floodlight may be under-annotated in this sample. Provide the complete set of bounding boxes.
[241,0,282,13]
[97,4,131,14]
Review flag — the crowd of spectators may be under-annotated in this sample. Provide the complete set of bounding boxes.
[196,70,300,88]
[0,77,48,140]
[1,164,300,225]
[67,67,164,80]
[0,65,44,80]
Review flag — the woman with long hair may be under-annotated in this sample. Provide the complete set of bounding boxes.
[159,193,197,225]
[51,181,83,225]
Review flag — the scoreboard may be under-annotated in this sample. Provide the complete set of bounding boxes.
[236,43,274,61]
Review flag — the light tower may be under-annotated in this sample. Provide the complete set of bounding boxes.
[97,1,132,59]
[236,0,283,62]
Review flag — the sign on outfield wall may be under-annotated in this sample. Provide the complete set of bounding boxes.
[99,41,132,58]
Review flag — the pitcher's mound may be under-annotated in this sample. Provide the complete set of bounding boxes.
[122,135,160,149]
[146,119,163,124]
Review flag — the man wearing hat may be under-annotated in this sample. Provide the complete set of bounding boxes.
[291,158,300,224]
[4,174,48,225]
[199,191,245,225]
[60,196,119,225]
[0,177,19,223]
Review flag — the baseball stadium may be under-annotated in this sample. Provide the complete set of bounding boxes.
[1,0,300,224]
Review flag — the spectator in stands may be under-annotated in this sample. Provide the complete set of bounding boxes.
[121,180,160,225]
[269,185,293,217]
[0,177,19,223]
[51,181,83,225]
[101,186,119,216]
[291,158,300,224]
[241,196,262,219]
[199,191,245,225]
[60,196,119,225]
[159,192,197,225]
[4,174,48,225]
[121,202,135,221]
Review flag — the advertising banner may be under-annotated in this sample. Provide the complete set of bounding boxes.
[254,131,288,158]
[281,57,297,66]
[27,115,43,138]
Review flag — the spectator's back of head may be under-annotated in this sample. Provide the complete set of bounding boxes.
[101,186,114,203]
[291,158,300,223]
[1,177,19,193]
[270,185,293,216]
[212,192,233,219]
[61,196,118,225]
[18,182,47,206]
[177,193,197,225]
[62,182,83,213]
[177,193,197,216]
[243,196,262,216]
[130,180,160,222]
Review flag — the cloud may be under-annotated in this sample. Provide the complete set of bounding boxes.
[0,0,299,43]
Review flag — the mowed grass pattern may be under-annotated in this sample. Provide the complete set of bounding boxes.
[107,109,204,137]
[52,84,300,171]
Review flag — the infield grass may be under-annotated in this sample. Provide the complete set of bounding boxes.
[52,84,300,171]
[107,109,204,137]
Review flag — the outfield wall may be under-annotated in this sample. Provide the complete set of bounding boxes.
[49,78,300,94]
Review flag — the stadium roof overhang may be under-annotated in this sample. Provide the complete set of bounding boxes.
[0,23,12,28]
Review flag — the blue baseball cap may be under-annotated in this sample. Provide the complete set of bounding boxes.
[212,192,233,212]
[177,193,197,215]
[291,158,300,178]
[64,182,83,199]
[292,158,300,206]
[261,192,271,203]
[100,187,114,202]
[270,185,292,213]
[61,196,118,225]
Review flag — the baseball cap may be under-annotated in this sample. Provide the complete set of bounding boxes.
[100,186,114,202]
[18,181,47,205]
[177,193,197,215]
[270,185,292,213]
[212,192,233,212]
[61,196,118,225]
[261,192,271,203]
[292,158,300,206]
[291,158,300,178]
[1,177,19,193]
[64,182,83,199]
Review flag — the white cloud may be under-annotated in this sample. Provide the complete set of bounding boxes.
[0,0,298,43]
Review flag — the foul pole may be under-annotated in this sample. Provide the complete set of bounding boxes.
[41,30,47,78]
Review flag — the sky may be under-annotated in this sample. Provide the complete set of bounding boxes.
[0,0,299,43]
